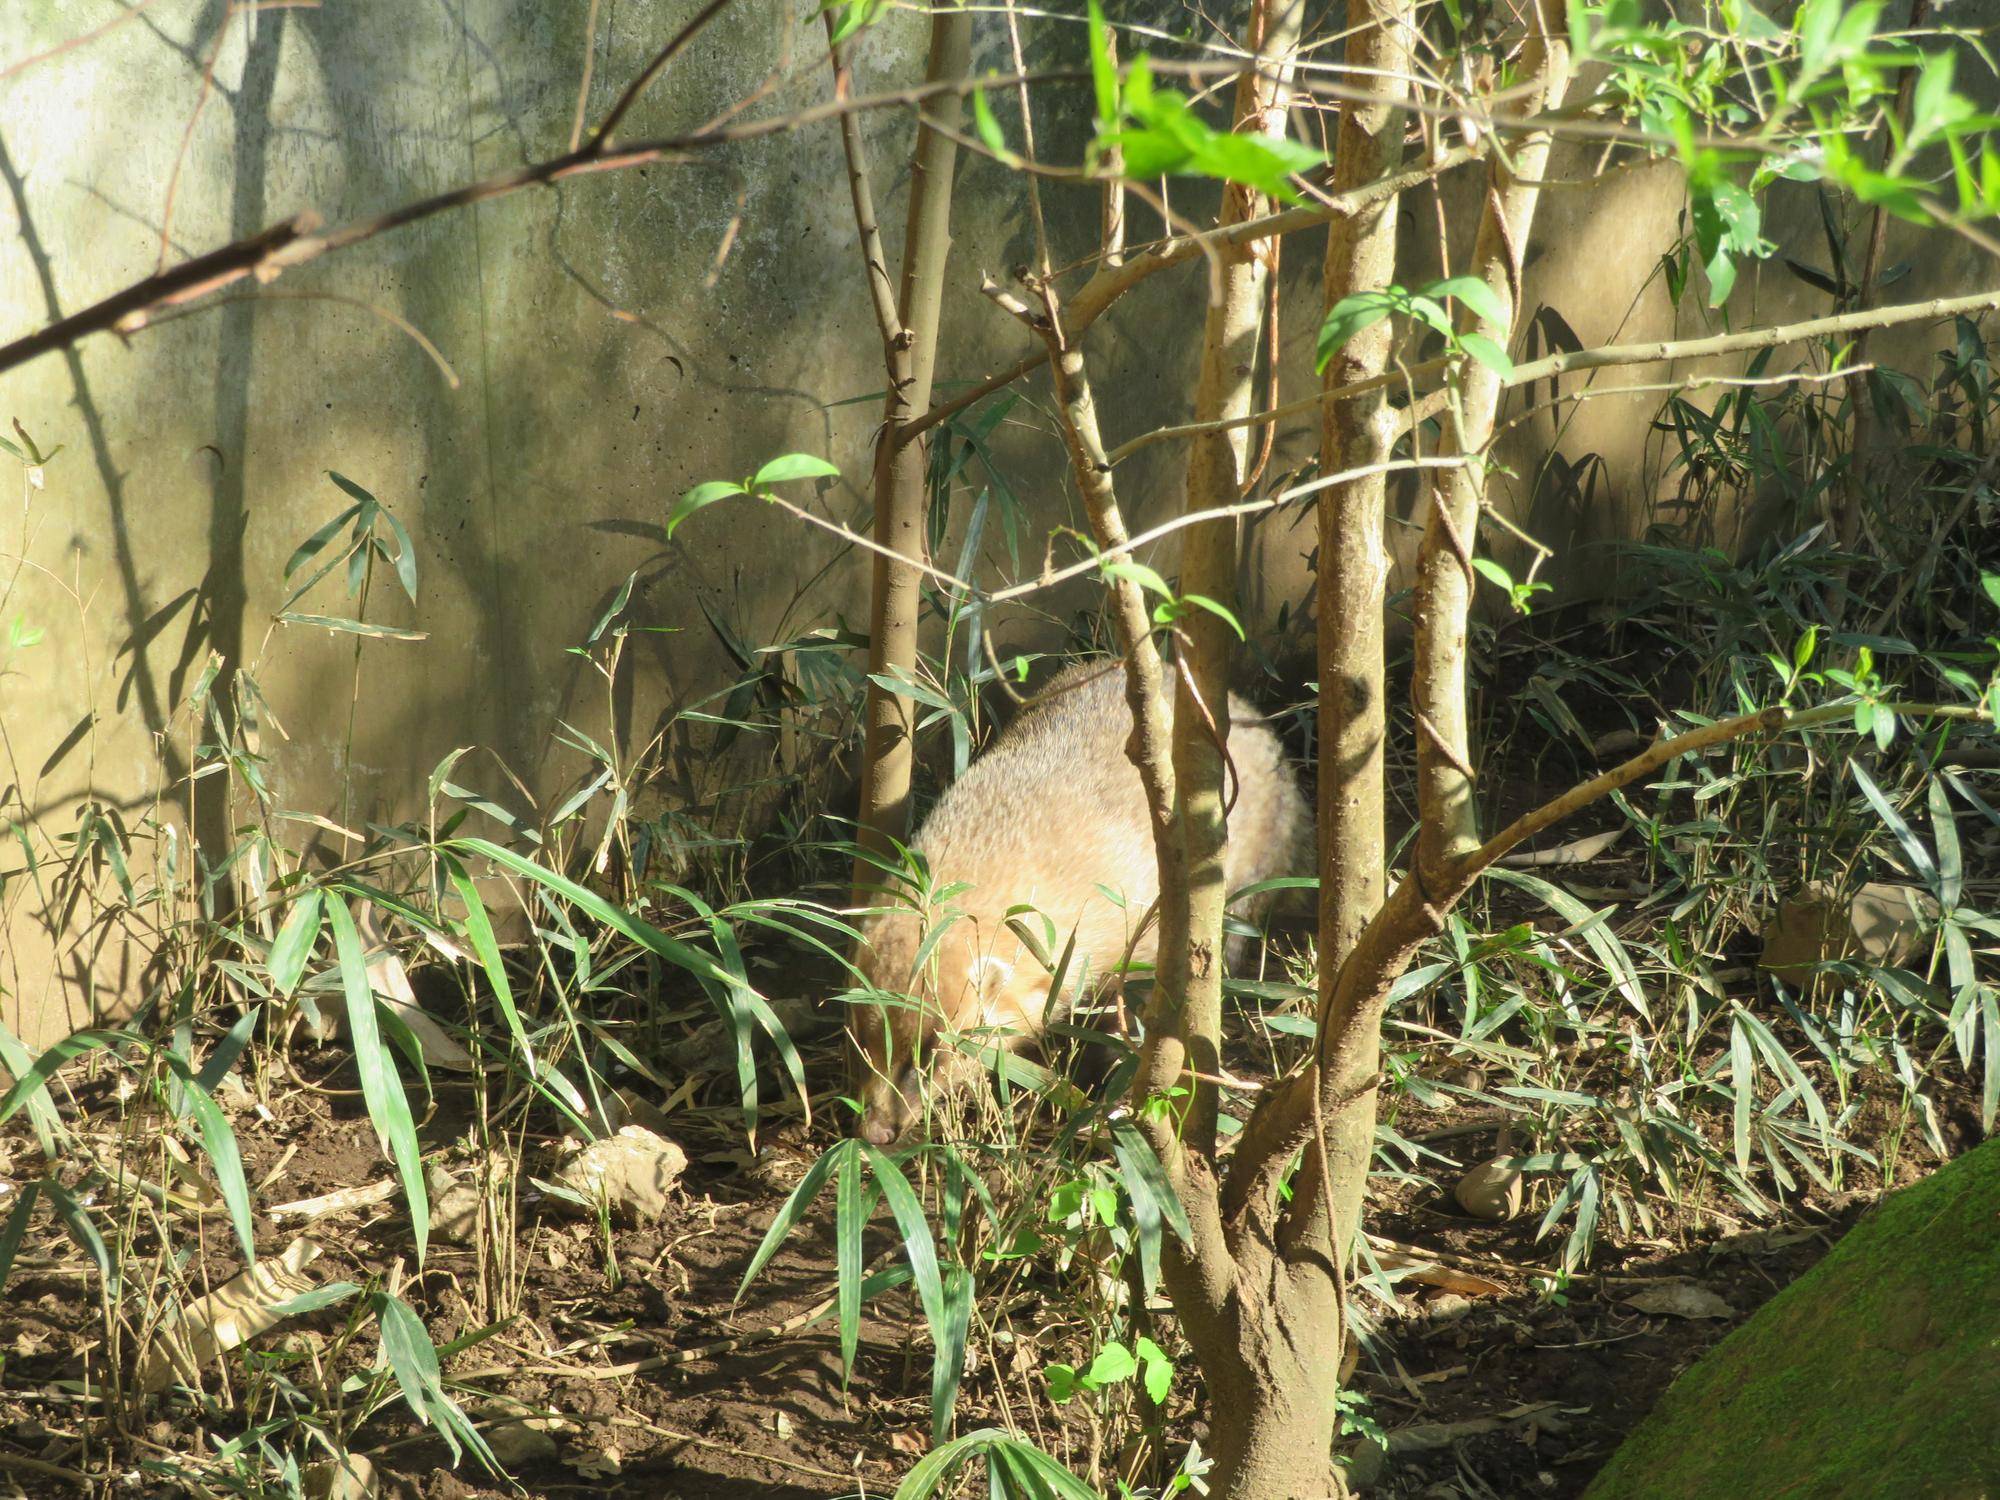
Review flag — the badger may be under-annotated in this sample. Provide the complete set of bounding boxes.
[850,658,1314,1146]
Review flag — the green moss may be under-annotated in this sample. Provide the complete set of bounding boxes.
[1585,1139,2000,1500]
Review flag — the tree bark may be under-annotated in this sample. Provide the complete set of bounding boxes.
[1149,0,1308,1163]
[1305,0,1414,1286]
[846,5,972,898]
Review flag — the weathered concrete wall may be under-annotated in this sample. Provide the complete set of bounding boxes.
[1,2,1991,1044]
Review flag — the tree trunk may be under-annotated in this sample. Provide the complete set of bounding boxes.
[1204,1262,1345,1496]
[1151,0,1307,1156]
[1308,0,1415,1271]
[847,6,972,898]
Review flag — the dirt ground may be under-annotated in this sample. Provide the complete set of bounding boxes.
[0,1028,1979,1500]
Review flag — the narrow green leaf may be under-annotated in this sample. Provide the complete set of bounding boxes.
[44,1182,113,1293]
[0,1181,41,1301]
[1730,1018,1756,1173]
[0,1028,140,1128]
[752,453,841,488]
[861,1144,949,1437]
[836,1139,864,1384]
[0,1016,60,1156]
[1930,777,1963,910]
[374,1291,499,1472]
[443,857,535,1074]
[277,613,428,642]
[736,1139,848,1301]
[1087,0,1117,125]
[164,1056,256,1265]
[328,893,429,1264]
[667,480,746,538]
[267,890,324,998]
[932,1264,973,1440]
[1851,760,1938,887]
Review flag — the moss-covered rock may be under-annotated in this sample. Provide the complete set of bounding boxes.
[1585,1139,2000,1500]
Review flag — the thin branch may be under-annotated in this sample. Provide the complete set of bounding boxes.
[826,24,906,354]
[1111,285,2000,466]
[1461,701,1988,879]
[900,142,1485,446]
[590,0,740,147]
[568,0,605,152]
[980,455,1466,604]
[0,59,1238,380]
[1,0,172,84]
[1502,286,2000,389]
[0,213,320,372]
[131,288,462,387]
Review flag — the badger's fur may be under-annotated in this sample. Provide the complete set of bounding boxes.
[850,659,1314,1145]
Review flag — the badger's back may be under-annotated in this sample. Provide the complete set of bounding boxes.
[857,660,1312,1025]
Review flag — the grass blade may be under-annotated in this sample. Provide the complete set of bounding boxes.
[1486,868,1649,1019]
[860,1144,949,1437]
[0,1028,140,1128]
[1729,1017,1756,1173]
[164,1056,256,1265]
[1983,988,2000,1134]
[1930,777,1963,909]
[1851,760,1938,888]
[931,1264,973,1440]
[267,890,324,998]
[0,1181,41,1300]
[195,1005,263,1095]
[442,856,536,1073]
[327,893,429,1264]
[373,1291,498,1472]
[735,1139,849,1302]
[43,1182,114,1294]
[837,1137,864,1384]
[0,1016,61,1155]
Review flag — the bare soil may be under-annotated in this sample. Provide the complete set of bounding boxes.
[0,1028,1981,1500]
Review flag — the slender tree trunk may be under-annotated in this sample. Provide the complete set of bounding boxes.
[847,6,972,898]
[1147,0,1307,1161]
[1308,0,1414,1274]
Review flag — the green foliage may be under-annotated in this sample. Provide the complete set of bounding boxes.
[667,453,841,538]
[1085,0,1323,198]
[1317,276,1514,375]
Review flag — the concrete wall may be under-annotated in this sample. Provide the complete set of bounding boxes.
[1,1,1989,1044]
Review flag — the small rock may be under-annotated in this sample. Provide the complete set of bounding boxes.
[1427,1293,1473,1322]
[1454,1157,1525,1220]
[1623,1282,1733,1320]
[434,1178,484,1246]
[487,1417,562,1466]
[1342,1435,1389,1490]
[555,1127,689,1224]
[304,1453,378,1500]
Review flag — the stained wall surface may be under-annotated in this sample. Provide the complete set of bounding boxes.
[0,1,1982,1043]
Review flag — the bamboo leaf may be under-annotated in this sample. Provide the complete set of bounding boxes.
[328,893,429,1264]
[267,890,324,998]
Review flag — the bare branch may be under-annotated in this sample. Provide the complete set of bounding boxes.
[1,0,173,85]
[902,142,1484,447]
[591,0,740,147]
[1460,701,1988,880]
[0,57,1244,380]
[826,24,906,354]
